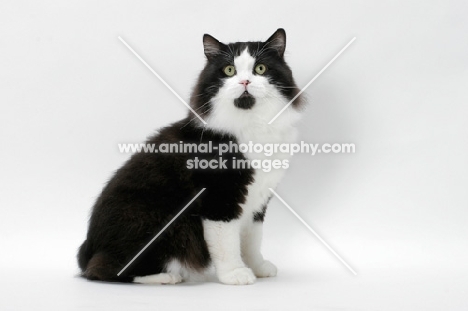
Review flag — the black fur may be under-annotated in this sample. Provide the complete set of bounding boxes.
[253,204,267,222]
[253,196,272,222]
[234,92,255,109]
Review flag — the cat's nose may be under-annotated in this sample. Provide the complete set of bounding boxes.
[239,80,250,87]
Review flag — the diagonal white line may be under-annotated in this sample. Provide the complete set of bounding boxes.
[118,36,207,125]
[117,188,206,276]
[268,37,356,124]
[269,188,357,275]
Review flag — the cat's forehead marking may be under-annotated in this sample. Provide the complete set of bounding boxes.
[234,48,255,72]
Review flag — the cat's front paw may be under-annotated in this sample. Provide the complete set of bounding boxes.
[252,260,277,278]
[218,267,256,285]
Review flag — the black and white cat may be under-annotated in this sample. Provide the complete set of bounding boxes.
[78,29,303,285]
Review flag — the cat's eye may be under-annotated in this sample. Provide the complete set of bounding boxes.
[255,64,267,75]
[223,65,236,77]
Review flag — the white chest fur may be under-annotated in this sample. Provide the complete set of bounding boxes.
[235,114,299,225]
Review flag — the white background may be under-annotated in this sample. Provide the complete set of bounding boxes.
[1,1,468,310]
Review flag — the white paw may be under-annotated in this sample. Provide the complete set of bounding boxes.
[218,267,256,285]
[252,260,277,278]
[161,273,183,284]
[133,273,182,285]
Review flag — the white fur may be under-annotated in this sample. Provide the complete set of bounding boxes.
[133,260,183,284]
[166,258,207,282]
[203,219,256,285]
[133,273,182,284]
[202,49,301,284]
[133,259,208,284]
[241,222,277,278]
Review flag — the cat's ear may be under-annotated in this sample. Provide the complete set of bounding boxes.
[203,34,222,61]
[265,28,286,58]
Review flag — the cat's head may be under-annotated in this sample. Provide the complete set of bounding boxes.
[190,29,303,134]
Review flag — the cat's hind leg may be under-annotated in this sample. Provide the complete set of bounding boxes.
[133,273,182,284]
[133,259,183,284]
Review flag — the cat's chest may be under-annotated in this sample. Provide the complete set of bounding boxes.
[235,123,298,160]
[235,125,298,219]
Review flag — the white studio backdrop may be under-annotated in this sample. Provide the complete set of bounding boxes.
[1,1,467,310]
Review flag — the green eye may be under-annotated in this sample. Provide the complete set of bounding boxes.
[255,64,267,75]
[223,65,236,76]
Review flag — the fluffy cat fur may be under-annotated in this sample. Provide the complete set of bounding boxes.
[77,28,303,285]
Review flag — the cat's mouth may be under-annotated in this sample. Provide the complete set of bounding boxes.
[234,91,255,110]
